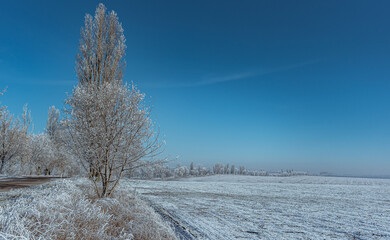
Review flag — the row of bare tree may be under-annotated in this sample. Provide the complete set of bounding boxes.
[0,100,79,176]
[133,162,269,179]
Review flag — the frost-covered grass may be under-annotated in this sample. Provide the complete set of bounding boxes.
[0,178,177,240]
[130,175,390,240]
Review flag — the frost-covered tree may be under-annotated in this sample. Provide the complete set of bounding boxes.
[213,163,224,175]
[239,166,245,175]
[224,163,230,174]
[29,133,56,175]
[46,106,60,140]
[66,62,161,198]
[65,4,161,198]
[174,165,189,177]
[44,106,78,176]
[231,164,235,175]
[76,3,125,87]
[17,105,32,174]
[197,165,209,176]
[151,161,172,179]
[0,93,31,174]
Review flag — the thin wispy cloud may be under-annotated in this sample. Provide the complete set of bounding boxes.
[196,71,257,86]
[144,59,321,89]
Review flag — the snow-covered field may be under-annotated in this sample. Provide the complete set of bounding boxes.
[128,175,390,240]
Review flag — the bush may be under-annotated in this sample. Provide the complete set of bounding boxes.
[0,179,176,240]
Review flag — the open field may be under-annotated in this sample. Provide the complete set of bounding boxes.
[128,175,390,240]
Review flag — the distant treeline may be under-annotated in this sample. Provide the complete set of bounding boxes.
[128,161,307,179]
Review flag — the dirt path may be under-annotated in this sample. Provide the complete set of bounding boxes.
[0,177,64,192]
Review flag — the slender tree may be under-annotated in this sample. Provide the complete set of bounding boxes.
[46,106,60,140]
[76,3,126,87]
[65,4,161,197]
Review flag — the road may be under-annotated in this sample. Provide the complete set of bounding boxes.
[0,176,62,192]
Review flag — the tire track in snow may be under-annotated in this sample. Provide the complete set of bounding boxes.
[145,198,203,240]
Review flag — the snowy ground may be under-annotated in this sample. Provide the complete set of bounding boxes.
[0,178,177,240]
[126,175,390,240]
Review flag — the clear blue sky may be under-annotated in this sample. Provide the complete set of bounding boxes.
[1,0,389,176]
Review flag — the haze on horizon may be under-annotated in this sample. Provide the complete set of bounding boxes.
[1,0,389,176]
